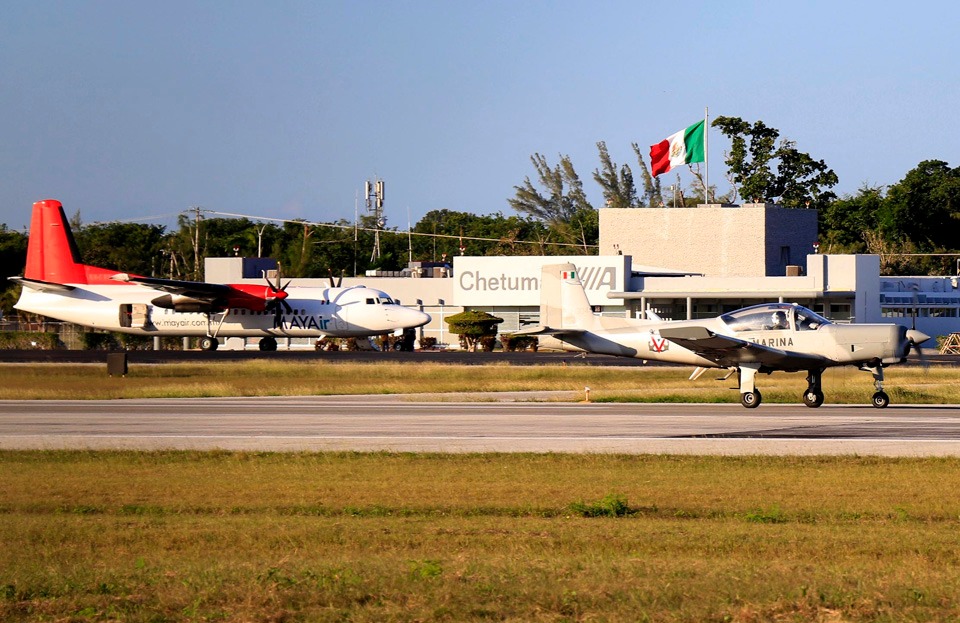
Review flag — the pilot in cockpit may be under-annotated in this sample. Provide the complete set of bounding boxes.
[770,310,789,330]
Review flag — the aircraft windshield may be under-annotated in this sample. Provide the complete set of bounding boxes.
[720,304,831,333]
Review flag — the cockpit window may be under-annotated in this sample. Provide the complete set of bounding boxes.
[721,304,830,333]
[795,307,830,331]
[377,296,394,305]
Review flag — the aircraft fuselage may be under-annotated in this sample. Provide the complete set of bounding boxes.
[16,284,429,338]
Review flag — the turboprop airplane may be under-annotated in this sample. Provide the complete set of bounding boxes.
[10,199,431,351]
[517,263,930,408]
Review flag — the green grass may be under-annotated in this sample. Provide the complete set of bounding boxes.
[0,360,958,403]
[2,451,960,621]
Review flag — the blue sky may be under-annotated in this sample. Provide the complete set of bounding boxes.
[2,1,958,232]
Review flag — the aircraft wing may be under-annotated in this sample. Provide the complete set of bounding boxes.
[658,326,825,370]
[111,274,234,299]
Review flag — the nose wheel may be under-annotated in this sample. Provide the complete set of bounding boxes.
[861,362,890,408]
[740,389,762,408]
[872,391,890,409]
[802,390,824,408]
[802,369,825,408]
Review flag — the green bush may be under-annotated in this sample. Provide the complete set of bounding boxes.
[0,331,62,349]
[502,334,538,352]
[80,332,120,350]
[570,493,635,518]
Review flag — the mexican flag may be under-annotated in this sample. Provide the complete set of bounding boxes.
[649,120,705,176]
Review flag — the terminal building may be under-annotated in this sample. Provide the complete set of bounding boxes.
[214,202,960,349]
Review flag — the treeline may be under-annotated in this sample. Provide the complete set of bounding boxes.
[2,116,958,317]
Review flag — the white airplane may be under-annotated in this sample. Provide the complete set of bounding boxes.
[10,199,431,351]
[518,263,930,408]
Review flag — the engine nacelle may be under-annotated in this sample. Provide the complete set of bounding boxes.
[151,294,223,313]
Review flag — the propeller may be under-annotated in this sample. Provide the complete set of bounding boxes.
[906,327,931,366]
[906,284,930,366]
[328,269,343,288]
[263,264,293,327]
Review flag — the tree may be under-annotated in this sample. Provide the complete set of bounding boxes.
[712,116,837,210]
[72,222,167,277]
[593,141,638,209]
[509,153,593,224]
[880,160,960,252]
[820,184,885,252]
[509,153,599,249]
[444,310,503,352]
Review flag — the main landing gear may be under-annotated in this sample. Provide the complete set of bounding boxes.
[737,364,891,409]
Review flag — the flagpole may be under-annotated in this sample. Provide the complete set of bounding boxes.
[704,106,709,204]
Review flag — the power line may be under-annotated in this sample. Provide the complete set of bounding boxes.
[201,209,599,249]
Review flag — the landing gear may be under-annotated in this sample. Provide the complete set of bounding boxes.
[802,369,825,408]
[738,364,762,409]
[199,337,218,351]
[741,389,762,408]
[259,337,278,351]
[872,391,890,409]
[861,360,889,408]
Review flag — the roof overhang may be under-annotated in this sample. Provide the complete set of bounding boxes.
[608,290,856,300]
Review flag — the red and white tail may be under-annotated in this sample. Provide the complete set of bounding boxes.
[22,199,118,285]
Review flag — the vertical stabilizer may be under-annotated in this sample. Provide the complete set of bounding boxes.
[22,199,116,285]
[540,263,599,330]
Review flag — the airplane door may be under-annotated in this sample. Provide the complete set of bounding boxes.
[120,304,151,329]
[332,304,349,331]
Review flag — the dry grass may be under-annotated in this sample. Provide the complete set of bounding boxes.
[2,451,960,621]
[0,361,957,404]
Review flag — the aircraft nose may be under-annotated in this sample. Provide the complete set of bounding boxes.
[906,329,931,346]
[400,307,432,329]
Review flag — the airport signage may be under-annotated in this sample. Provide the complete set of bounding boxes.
[453,255,628,307]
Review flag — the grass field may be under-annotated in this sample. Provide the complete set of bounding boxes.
[3,451,960,621]
[0,360,958,404]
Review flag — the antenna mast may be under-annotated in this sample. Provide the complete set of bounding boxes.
[365,178,385,262]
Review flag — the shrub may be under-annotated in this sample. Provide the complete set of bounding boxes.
[0,331,62,349]
[444,310,503,352]
[80,332,120,350]
[502,334,538,352]
[570,494,634,518]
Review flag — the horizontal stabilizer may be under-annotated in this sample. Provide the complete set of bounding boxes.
[511,325,585,337]
[8,276,75,292]
[659,326,714,341]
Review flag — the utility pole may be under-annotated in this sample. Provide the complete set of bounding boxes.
[190,206,204,280]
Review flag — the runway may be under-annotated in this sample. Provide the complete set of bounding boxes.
[3,393,960,456]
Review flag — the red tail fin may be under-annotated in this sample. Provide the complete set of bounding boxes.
[23,199,119,285]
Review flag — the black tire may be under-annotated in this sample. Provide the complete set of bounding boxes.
[259,337,278,352]
[871,391,890,409]
[802,390,824,408]
[741,390,762,409]
[199,337,218,351]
